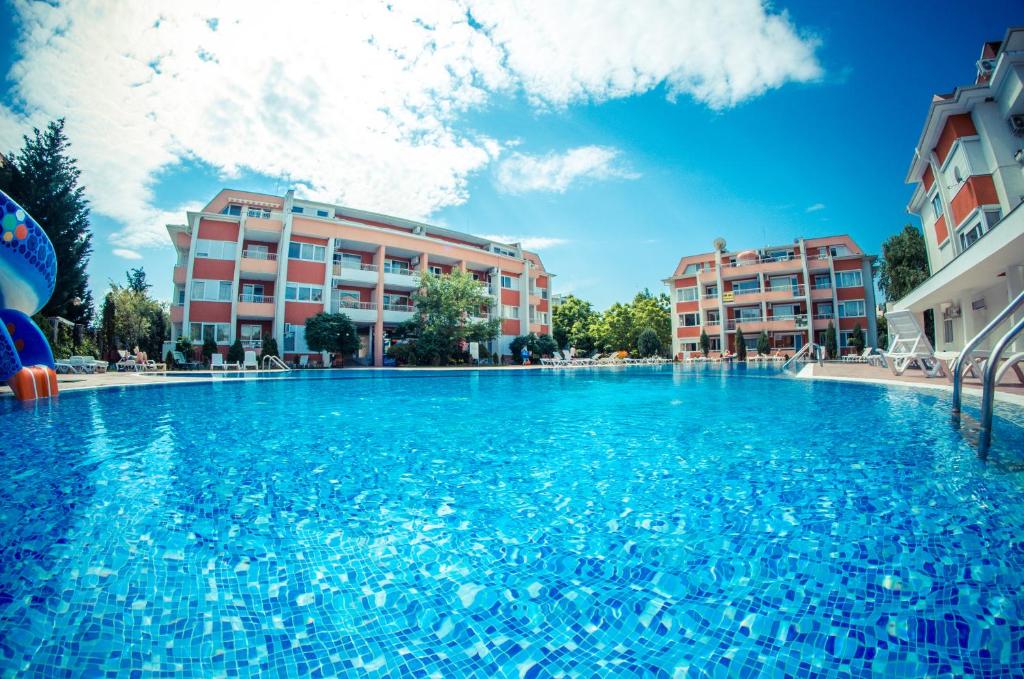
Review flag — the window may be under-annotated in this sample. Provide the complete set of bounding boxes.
[835,270,863,288]
[943,318,954,344]
[493,245,517,257]
[682,262,704,275]
[501,275,519,290]
[733,279,759,293]
[838,300,866,318]
[245,244,270,259]
[839,330,855,351]
[288,241,326,262]
[502,304,519,319]
[291,206,305,214]
[246,208,271,219]
[705,285,718,298]
[679,312,700,327]
[984,208,1002,229]
[768,275,797,292]
[240,283,266,302]
[813,274,830,289]
[676,286,698,302]
[175,287,185,306]
[316,209,329,218]
[195,239,236,260]
[189,322,230,344]
[735,306,761,321]
[335,252,363,268]
[537,311,549,325]
[283,323,309,353]
[708,337,721,351]
[240,324,262,343]
[285,283,324,302]
[383,259,410,274]
[764,250,790,262]
[772,304,797,319]
[960,222,984,251]
[191,279,232,302]
[429,265,443,276]
[829,244,851,257]
[222,204,242,216]
[706,310,720,325]
[816,303,833,318]
[681,342,698,353]
[383,293,410,306]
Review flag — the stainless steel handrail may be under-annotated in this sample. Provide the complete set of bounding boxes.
[781,342,814,371]
[978,315,1024,458]
[951,290,1024,420]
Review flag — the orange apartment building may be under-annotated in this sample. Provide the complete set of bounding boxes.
[167,189,552,366]
[664,236,878,359]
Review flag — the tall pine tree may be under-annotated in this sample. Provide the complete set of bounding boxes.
[0,119,94,325]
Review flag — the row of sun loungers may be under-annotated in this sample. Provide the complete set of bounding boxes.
[54,355,108,374]
[540,354,672,367]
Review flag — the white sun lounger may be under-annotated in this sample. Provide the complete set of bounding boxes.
[883,310,945,378]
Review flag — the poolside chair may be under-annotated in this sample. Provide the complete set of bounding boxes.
[883,310,945,378]
[243,351,258,370]
[298,355,309,369]
[843,348,873,363]
[995,352,1024,386]
[67,356,95,373]
[211,354,239,370]
[54,359,78,374]
[115,351,140,372]
[172,350,200,370]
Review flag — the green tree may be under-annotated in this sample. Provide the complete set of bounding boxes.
[552,295,599,354]
[629,290,671,352]
[534,334,558,357]
[305,312,360,364]
[125,267,151,294]
[397,270,499,365]
[100,290,117,359]
[262,337,279,358]
[226,338,245,365]
[734,326,747,361]
[849,323,865,354]
[0,119,94,325]
[825,321,838,360]
[877,314,889,350]
[509,334,535,360]
[594,302,633,353]
[699,329,710,357]
[637,327,661,357]
[756,330,771,356]
[877,225,929,302]
[174,335,193,358]
[100,277,167,356]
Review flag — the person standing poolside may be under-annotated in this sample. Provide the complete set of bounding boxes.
[521,346,531,366]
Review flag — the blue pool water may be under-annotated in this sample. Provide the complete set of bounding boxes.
[1,367,1023,677]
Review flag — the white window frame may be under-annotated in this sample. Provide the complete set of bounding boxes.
[500,275,519,290]
[959,221,984,251]
[837,299,866,318]
[681,263,704,275]
[189,322,230,344]
[679,312,700,327]
[285,283,324,303]
[676,286,698,302]
[288,241,326,262]
[194,238,236,260]
[502,304,519,319]
[191,279,233,302]
[835,270,863,288]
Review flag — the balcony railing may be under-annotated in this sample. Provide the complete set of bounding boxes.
[383,303,415,312]
[731,287,762,297]
[813,312,834,320]
[811,283,832,290]
[238,294,274,304]
[240,339,263,349]
[766,284,806,296]
[246,208,272,219]
[332,299,377,311]
[242,250,277,261]
[722,254,797,269]
[383,266,415,276]
[727,317,763,329]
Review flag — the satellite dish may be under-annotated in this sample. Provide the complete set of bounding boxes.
[713,237,726,252]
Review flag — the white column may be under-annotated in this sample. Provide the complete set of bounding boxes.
[323,237,336,314]
[275,195,294,351]
[520,259,532,336]
[929,152,961,257]
[182,214,200,340]
[229,215,245,343]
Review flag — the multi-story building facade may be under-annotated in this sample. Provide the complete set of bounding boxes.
[664,236,877,359]
[894,27,1024,351]
[167,189,552,366]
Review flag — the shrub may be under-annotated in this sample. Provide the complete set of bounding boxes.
[756,331,770,356]
[201,338,218,366]
[699,330,710,357]
[227,339,244,365]
[262,337,279,358]
[734,327,747,361]
[165,350,176,369]
[825,321,838,360]
[637,327,661,357]
[850,323,865,354]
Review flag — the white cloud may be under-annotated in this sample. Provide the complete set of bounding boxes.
[805,203,826,213]
[475,234,569,250]
[0,0,821,251]
[495,146,638,194]
[112,248,143,260]
[469,0,822,109]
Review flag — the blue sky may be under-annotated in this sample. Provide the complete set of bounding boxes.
[0,2,1019,309]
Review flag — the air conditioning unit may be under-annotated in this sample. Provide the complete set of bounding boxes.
[488,267,499,276]
[410,256,420,267]
[1009,115,1024,137]
[943,305,961,320]
[977,58,996,74]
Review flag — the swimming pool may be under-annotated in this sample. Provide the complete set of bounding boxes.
[2,367,1023,677]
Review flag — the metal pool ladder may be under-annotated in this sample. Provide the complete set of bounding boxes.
[951,290,1024,456]
[781,342,822,372]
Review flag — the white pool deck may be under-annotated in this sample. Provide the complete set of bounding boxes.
[2,362,1023,408]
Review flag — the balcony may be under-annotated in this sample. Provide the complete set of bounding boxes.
[244,214,284,239]
[722,287,761,303]
[720,255,802,279]
[726,314,809,333]
[382,302,416,324]
[330,299,378,323]
[236,294,275,319]
[810,284,833,301]
[240,250,279,279]
[762,284,806,302]
[332,263,379,287]
[173,265,186,285]
[382,266,419,289]
[807,254,831,271]
[812,312,835,330]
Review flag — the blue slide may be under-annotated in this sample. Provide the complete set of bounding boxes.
[0,189,59,400]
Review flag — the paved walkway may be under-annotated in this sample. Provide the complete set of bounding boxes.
[800,361,1024,406]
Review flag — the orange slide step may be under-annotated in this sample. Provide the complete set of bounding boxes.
[7,366,58,401]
